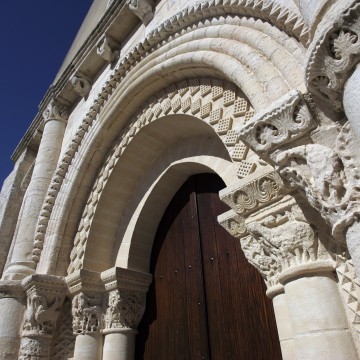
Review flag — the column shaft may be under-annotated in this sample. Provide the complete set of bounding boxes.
[102,330,136,360]
[284,272,358,359]
[4,101,67,280]
[73,333,103,360]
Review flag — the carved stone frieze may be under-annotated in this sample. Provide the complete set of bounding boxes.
[306,1,360,111]
[42,98,69,124]
[104,290,146,330]
[238,90,317,155]
[97,34,120,63]
[71,293,102,335]
[127,0,154,25]
[219,169,286,217]
[70,73,92,98]
[276,122,360,244]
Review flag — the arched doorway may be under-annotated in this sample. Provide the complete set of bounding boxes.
[136,173,281,359]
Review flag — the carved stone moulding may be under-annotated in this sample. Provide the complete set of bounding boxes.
[0,279,25,299]
[306,1,360,111]
[219,168,287,217]
[238,90,317,156]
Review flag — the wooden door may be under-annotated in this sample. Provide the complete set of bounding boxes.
[136,174,281,360]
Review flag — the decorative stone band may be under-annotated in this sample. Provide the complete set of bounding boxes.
[220,195,333,287]
[306,0,360,111]
[42,98,69,125]
[219,168,287,217]
[101,267,152,333]
[127,0,154,25]
[237,90,317,155]
[218,210,247,239]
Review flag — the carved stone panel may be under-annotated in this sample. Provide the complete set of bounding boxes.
[71,293,102,335]
[104,290,146,330]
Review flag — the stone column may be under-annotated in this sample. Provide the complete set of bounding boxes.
[66,270,104,360]
[101,267,152,360]
[18,274,66,360]
[266,284,295,360]
[0,281,25,360]
[279,263,358,360]
[3,99,68,280]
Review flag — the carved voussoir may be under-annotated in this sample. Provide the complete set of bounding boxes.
[306,2,360,111]
[70,72,92,98]
[238,90,316,155]
[219,169,287,216]
[97,34,120,63]
[127,0,154,25]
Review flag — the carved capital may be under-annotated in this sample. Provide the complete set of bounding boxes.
[306,1,360,111]
[70,72,92,98]
[220,169,287,217]
[71,292,102,335]
[127,0,154,25]
[97,34,120,63]
[104,289,146,331]
[42,99,69,124]
[21,275,66,337]
[239,90,317,155]
[0,280,25,300]
[276,122,360,244]
[220,196,333,286]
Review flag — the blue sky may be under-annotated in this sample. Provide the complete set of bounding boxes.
[0,1,93,187]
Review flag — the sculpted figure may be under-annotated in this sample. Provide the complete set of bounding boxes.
[127,0,154,25]
[276,144,345,202]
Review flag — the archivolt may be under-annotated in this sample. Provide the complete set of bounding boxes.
[34,9,306,273]
[65,78,265,274]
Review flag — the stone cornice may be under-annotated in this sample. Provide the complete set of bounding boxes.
[65,269,104,295]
